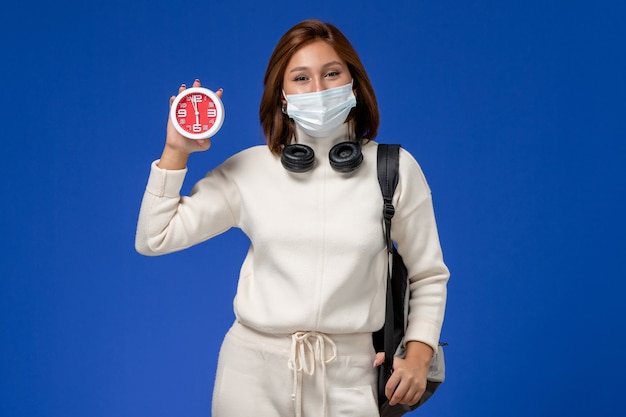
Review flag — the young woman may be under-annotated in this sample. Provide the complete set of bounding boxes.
[136,19,449,417]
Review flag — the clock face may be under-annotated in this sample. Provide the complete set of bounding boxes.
[170,87,225,139]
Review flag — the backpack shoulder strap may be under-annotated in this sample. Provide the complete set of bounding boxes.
[377,144,400,251]
[376,144,401,369]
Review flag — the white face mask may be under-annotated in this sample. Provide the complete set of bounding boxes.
[283,82,357,137]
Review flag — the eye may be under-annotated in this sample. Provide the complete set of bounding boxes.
[324,70,341,78]
[293,74,309,82]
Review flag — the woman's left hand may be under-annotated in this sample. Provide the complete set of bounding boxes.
[384,341,433,406]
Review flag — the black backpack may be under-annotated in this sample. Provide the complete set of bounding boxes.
[373,144,446,417]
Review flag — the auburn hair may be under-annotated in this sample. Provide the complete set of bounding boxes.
[259,19,379,155]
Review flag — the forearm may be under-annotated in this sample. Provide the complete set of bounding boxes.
[157,145,190,170]
[404,340,434,367]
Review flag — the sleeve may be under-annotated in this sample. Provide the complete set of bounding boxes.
[391,148,450,353]
[135,159,241,256]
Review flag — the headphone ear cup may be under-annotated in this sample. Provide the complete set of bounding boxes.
[281,144,315,172]
[329,142,363,173]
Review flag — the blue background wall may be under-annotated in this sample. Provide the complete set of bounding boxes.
[2,1,624,416]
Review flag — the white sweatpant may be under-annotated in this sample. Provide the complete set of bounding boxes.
[212,321,379,417]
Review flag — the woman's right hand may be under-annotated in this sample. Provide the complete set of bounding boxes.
[158,79,223,170]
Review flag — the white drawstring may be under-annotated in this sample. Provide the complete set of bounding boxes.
[288,331,337,417]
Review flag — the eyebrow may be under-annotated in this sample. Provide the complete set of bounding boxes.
[289,61,345,73]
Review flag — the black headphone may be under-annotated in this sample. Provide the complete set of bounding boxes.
[281,142,363,173]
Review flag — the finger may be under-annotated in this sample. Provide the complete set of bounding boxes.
[373,352,385,367]
[388,379,410,406]
[392,377,424,406]
[216,88,223,99]
[196,138,212,151]
[398,383,423,406]
[193,78,201,87]
[385,373,401,405]
[178,83,187,94]
[408,389,424,406]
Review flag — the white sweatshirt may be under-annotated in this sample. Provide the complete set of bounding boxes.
[135,125,449,352]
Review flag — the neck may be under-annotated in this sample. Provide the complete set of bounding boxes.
[293,123,354,156]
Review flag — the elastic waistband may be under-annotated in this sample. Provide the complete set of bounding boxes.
[228,321,375,357]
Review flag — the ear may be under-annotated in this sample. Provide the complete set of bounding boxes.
[349,77,357,97]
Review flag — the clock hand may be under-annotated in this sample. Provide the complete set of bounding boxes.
[191,96,200,124]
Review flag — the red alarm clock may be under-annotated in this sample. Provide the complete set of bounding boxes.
[170,87,225,139]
